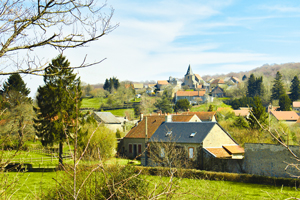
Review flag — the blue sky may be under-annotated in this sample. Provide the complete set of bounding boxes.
[17,0,300,97]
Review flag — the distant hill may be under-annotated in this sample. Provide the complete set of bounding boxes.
[202,63,300,81]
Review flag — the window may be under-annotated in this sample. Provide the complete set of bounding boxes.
[188,147,194,159]
[129,144,132,153]
[138,144,142,154]
[166,131,172,136]
[190,132,197,137]
[160,148,165,158]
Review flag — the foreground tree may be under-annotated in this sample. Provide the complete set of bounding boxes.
[2,74,30,97]
[0,0,118,75]
[271,71,285,100]
[34,54,81,166]
[289,76,300,102]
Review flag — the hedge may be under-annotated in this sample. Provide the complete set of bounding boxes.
[134,166,300,187]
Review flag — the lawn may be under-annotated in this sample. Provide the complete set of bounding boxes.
[4,170,300,199]
[81,97,105,109]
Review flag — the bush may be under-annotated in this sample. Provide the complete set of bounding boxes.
[43,164,149,199]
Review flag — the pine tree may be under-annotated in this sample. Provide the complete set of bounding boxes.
[279,94,291,111]
[247,74,264,98]
[2,73,30,96]
[174,99,191,112]
[103,79,110,91]
[289,76,300,102]
[271,71,285,100]
[34,54,81,167]
[247,96,268,129]
[242,75,247,81]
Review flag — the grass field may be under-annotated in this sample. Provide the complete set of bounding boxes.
[81,97,105,109]
[4,171,300,199]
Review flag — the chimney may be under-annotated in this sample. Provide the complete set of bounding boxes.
[165,114,172,122]
[140,113,143,121]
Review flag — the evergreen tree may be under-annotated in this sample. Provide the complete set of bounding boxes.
[289,76,300,102]
[247,96,268,129]
[154,91,173,114]
[103,79,110,91]
[34,54,81,167]
[279,94,291,111]
[271,71,285,100]
[103,77,120,92]
[247,74,264,98]
[242,75,247,81]
[174,99,191,112]
[2,73,30,96]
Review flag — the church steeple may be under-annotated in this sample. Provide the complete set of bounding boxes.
[185,64,194,76]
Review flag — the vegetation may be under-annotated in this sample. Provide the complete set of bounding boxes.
[154,90,173,114]
[174,99,191,112]
[271,71,286,100]
[247,74,264,98]
[103,77,121,92]
[289,75,300,102]
[279,94,291,111]
[34,55,82,167]
[247,96,268,129]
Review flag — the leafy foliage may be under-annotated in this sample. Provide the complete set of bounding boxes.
[103,77,120,92]
[229,96,254,110]
[154,91,173,114]
[247,74,264,98]
[174,99,191,112]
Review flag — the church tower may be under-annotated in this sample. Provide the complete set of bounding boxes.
[183,65,197,88]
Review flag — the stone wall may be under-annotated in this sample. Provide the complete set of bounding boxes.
[244,143,300,178]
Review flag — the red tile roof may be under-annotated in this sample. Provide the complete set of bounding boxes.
[205,147,231,158]
[233,110,249,117]
[211,79,225,85]
[157,80,169,85]
[293,102,300,108]
[223,145,245,154]
[176,90,206,97]
[181,111,216,121]
[124,115,196,139]
[271,111,299,121]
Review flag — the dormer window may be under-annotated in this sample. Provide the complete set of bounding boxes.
[166,131,172,136]
[190,132,197,137]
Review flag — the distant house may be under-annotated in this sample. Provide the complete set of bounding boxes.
[270,111,299,124]
[175,90,206,104]
[156,80,169,90]
[93,112,122,132]
[148,121,244,172]
[293,102,300,111]
[119,114,201,159]
[211,86,224,97]
[133,83,144,90]
[210,79,225,88]
[233,109,250,118]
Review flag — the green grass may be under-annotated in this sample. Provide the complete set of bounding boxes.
[146,176,300,199]
[106,108,134,117]
[191,101,231,112]
[81,97,106,109]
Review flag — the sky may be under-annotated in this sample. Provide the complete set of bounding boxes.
[4,0,300,97]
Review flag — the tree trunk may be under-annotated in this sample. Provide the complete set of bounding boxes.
[59,142,63,167]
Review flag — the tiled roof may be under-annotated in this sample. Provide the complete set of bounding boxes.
[233,110,249,117]
[223,145,245,154]
[157,80,169,85]
[181,111,216,121]
[231,77,240,83]
[195,74,202,81]
[211,79,225,85]
[204,147,231,158]
[125,115,196,139]
[133,83,144,89]
[271,111,299,121]
[293,102,300,108]
[176,90,206,97]
[93,112,121,124]
[149,122,217,143]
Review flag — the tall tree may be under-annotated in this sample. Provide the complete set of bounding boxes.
[174,99,191,112]
[247,74,264,98]
[2,74,30,98]
[34,54,81,167]
[103,77,120,92]
[279,94,291,111]
[271,71,285,100]
[289,76,300,102]
[247,96,268,129]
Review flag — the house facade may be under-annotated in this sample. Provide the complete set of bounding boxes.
[175,90,206,104]
[148,122,244,172]
[119,114,201,159]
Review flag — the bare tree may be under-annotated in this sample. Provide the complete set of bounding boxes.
[0,0,118,75]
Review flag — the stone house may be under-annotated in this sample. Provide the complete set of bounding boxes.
[210,78,225,88]
[211,86,224,97]
[148,121,244,172]
[175,90,206,104]
[92,112,122,132]
[119,114,201,159]
[292,101,300,111]
[182,65,203,89]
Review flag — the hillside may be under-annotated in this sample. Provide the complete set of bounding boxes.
[202,62,300,81]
